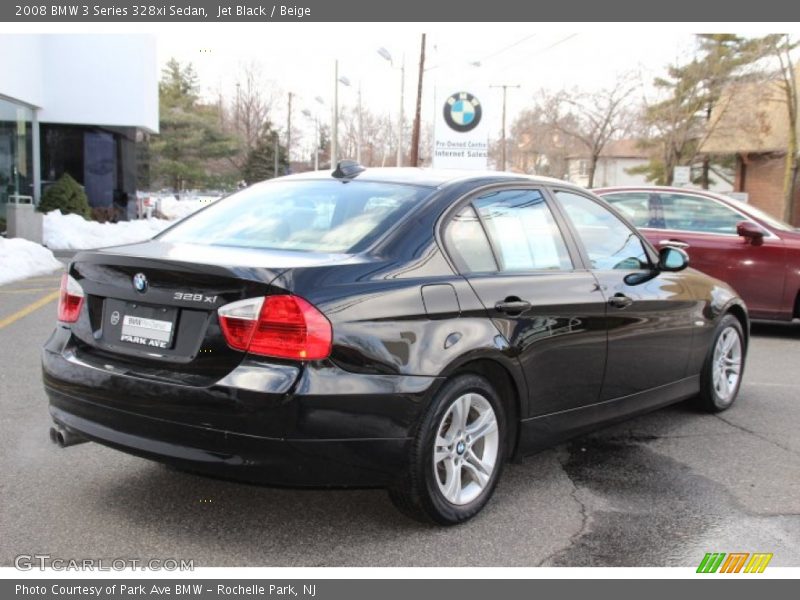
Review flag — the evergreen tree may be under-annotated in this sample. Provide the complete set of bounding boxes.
[150,58,237,191]
[633,35,760,186]
[242,124,289,184]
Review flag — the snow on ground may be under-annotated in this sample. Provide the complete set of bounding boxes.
[40,194,222,251]
[157,195,220,220]
[43,211,174,251]
[0,237,63,286]
[2,197,221,285]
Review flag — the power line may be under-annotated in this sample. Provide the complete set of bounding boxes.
[473,33,538,66]
[487,33,581,78]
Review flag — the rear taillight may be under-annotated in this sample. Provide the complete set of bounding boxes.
[218,295,332,360]
[57,274,84,323]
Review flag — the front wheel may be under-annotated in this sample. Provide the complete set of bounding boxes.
[695,314,745,412]
[389,374,506,525]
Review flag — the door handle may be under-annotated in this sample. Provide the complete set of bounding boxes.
[659,239,690,249]
[608,293,633,309]
[495,298,532,314]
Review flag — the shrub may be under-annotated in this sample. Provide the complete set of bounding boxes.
[38,174,91,219]
[91,206,120,223]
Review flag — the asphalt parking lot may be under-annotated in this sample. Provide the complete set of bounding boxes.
[1,267,799,567]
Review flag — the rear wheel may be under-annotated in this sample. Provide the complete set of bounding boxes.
[389,374,506,525]
[695,314,745,412]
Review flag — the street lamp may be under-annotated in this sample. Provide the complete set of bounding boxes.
[302,108,320,171]
[377,47,405,167]
[335,75,362,164]
[331,61,354,168]
[313,96,325,168]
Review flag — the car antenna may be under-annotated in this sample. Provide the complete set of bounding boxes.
[332,159,366,181]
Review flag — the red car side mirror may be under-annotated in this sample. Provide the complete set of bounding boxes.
[736,221,765,246]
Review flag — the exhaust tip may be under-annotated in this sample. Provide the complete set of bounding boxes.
[49,424,87,448]
[49,426,61,446]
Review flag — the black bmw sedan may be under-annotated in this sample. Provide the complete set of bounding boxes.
[43,164,748,524]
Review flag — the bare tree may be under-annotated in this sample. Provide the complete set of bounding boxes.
[224,62,278,170]
[542,77,638,187]
[338,106,403,167]
[505,105,582,177]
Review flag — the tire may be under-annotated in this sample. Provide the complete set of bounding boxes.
[389,373,507,525]
[695,314,745,413]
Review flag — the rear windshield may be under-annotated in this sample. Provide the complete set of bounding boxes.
[157,179,432,253]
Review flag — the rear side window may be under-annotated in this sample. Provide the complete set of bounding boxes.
[474,189,573,272]
[444,188,573,273]
[158,180,431,253]
[603,191,763,235]
[443,205,498,273]
[659,193,745,234]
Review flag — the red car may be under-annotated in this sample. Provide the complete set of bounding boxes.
[594,186,800,322]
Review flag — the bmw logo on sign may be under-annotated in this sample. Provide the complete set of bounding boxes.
[132,273,148,293]
[443,92,482,133]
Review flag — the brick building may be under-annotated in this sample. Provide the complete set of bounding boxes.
[701,65,800,225]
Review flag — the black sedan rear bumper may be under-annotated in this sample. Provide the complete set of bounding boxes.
[42,332,439,487]
[47,392,410,487]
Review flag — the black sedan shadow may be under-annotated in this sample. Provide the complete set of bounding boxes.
[750,320,800,339]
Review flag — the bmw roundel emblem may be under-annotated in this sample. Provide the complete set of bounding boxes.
[132,273,148,293]
[443,91,482,133]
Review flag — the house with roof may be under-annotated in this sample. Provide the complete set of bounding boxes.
[700,64,800,224]
[565,139,653,189]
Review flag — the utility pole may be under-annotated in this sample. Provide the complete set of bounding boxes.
[357,83,363,164]
[490,84,520,171]
[287,91,293,168]
[397,54,405,167]
[410,33,426,167]
[234,82,241,129]
[273,131,279,178]
[332,59,339,167]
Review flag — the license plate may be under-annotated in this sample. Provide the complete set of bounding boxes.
[120,314,174,348]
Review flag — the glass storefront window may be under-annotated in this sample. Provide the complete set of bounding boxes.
[0,96,34,220]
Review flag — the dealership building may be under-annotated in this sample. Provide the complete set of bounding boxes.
[0,34,158,221]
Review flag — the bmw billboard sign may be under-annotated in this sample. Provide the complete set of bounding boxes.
[443,92,483,132]
[433,88,489,170]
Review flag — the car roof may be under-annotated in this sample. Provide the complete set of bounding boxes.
[278,167,576,189]
[594,185,733,200]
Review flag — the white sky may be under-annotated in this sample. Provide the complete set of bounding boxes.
[156,24,701,153]
[6,22,798,159]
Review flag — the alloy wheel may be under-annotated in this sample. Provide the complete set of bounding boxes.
[433,392,499,505]
[712,326,743,404]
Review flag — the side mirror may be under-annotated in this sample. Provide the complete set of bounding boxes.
[658,246,689,272]
[736,220,765,246]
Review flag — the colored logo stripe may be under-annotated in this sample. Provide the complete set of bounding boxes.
[719,553,749,573]
[744,553,773,573]
[697,552,773,573]
[697,553,726,573]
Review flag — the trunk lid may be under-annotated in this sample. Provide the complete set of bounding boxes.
[68,240,350,384]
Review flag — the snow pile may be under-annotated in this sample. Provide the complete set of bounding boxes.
[0,237,63,286]
[157,195,221,220]
[43,211,174,251]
